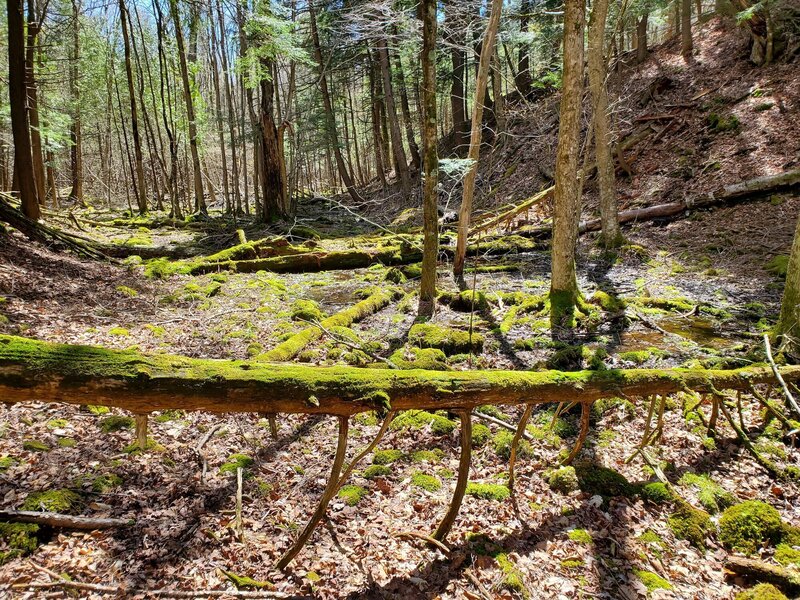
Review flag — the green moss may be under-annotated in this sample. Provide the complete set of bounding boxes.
[46,418,68,429]
[411,449,444,463]
[678,472,737,513]
[22,489,82,513]
[411,472,441,492]
[707,112,740,132]
[641,482,673,504]
[57,438,76,448]
[290,299,324,322]
[154,409,185,423]
[99,415,134,433]
[496,553,528,596]
[492,430,533,460]
[220,570,273,590]
[639,529,665,546]
[0,522,40,564]
[391,411,456,436]
[735,584,789,600]
[219,453,255,475]
[592,396,635,420]
[719,501,784,554]
[0,456,16,471]
[466,483,510,501]
[634,570,673,592]
[548,466,579,494]
[389,347,449,371]
[22,439,50,452]
[91,474,123,493]
[476,405,505,419]
[575,463,636,497]
[775,543,800,567]
[108,327,130,337]
[384,267,407,284]
[471,423,491,446]
[367,450,405,469]
[668,501,712,549]
[568,528,593,544]
[438,290,489,312]
[619,348,665,365]
[408,323,483,355]
[560,558,584,570]
[87,405,109,415]
[123,437,164,454]
[116,285,138,297]
[338,484,367,506]
[766,255,789,279]
[362,465,391,479]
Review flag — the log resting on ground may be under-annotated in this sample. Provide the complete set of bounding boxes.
[1,335,798,416]
[0,510,134,530]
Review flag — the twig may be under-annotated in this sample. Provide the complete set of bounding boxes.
[235,467,244,542]
[508,404,533,493]
[464,569,494,600]
[394,531,451,554]
[0,510,133,530]
[473,411,534,441]
[764,333,800,421]
[299,317,400,369]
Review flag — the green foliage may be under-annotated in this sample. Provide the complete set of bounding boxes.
[0,523,40,565]
[568,528,593,544]
[98,415,134,433]
[91,474,123,493]
[338,484,367,506]
[411,472,441,492]
[719,501,784,554]
[767,255,789,278]
[116,285,138,297]
[496,553,528,596]
[372,449,404,465]
[22,440,50,452]
[465,483,510,501]
[411,449,443,463]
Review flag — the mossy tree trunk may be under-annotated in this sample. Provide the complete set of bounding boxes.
[550,0,585,337]
[777,214,800,357]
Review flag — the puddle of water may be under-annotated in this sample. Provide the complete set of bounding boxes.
[617,316,736,353]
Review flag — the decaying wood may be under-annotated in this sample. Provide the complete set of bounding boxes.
[0,510,133,529]
[2,335,800,417]
[724,556,800,596]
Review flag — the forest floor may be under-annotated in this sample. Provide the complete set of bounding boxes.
[2,16,800,600]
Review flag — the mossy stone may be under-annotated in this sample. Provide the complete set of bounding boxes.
[719,501,784,554]
[338,485,367,506]
[388,347,449,370]
[411,472,441,492]
[735,584,789,600]
[668,501,712,549]
[99,415,135,433]
[290,299,324,322]
[575,464,636,498]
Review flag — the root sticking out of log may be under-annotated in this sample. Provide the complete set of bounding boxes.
[508,404,533,493]
[433,411,472,542]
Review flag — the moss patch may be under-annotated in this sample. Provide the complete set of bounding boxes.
[290,299,325,322]
[568,528,593,544]
[219,453,254,475]
[635,569,673,592]
[408,323,483,355]
[548,466,579,493]
[465,483,510,501]
[471,423,491,446]
[575,463,636,498]
[668,500,712,549]
[338,485,367,506]
[372,449,404,465]
[719,500,784,554]
[496,553,528,597]
[22,439,50,452]
[493,430,532,460]
[362,465,391,479]
[22,489,82,513]
[678,472,737,514]
[735,584,788,600]
[641,482,673,504]
[0,522,40,565]
[391,411,456,436]
[411,472,441,492]
[388,347,449,370]
[98,415,134,433]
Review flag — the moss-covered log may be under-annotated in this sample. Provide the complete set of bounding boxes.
[258,288,400,362]
[1,335,799,416]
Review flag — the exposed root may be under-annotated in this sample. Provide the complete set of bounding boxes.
[432,410,472,542]
[562,402,590,466]
[508,404,533,493]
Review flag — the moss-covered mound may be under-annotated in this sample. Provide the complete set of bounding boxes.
[719,501,785,554]
[574,464,636,498]
[391,411,456,436]
[669,500,712,549]
[408,323,484,355]
[736,583,789,600]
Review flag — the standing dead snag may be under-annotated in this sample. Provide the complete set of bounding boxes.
[433,411,472,542]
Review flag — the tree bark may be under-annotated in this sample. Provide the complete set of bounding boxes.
[7,0,39,219]
[393,48,421,172]
[0,510,133,530]
[170,0,206,214]
[25,0,47,208]
[550,0,585,336]
[419,0,439,317]
[446,3,469,155]
[452,0,505,284]
[777,213,800,357]
[308,0,363,204]
[1,334,798,416]
[682,0,693,58]
[636,13,649,64]
[588,0,621,248]
[68,0,84,204]
[119,0,148,214]
[516,0,532,96]
[377,37,411,195]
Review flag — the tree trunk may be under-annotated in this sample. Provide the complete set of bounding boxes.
[452,0,504,284]
[682,0,693,58]
[308,0,363,204]
[446,3,469,155]
[8,0,39,219]
[68,0,84,203]
[368,51,388,190]
[25,0,47,208]
[636,13,649,64]
[170,0,206,214]
[777,214,800,357]
[377,38,411,196]
[119,0,148,214]
[516,0,532,96]
[550,0,585,336]
[588,0,621,248]
[258,56,286,222]
[418,0,439,317]
[393,48,421,172]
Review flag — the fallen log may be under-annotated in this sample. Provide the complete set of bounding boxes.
[0,510,133,530]
[258,288,400,362]
[1,335,798,416]
[724,556,800,596]
[515,167,800,240]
